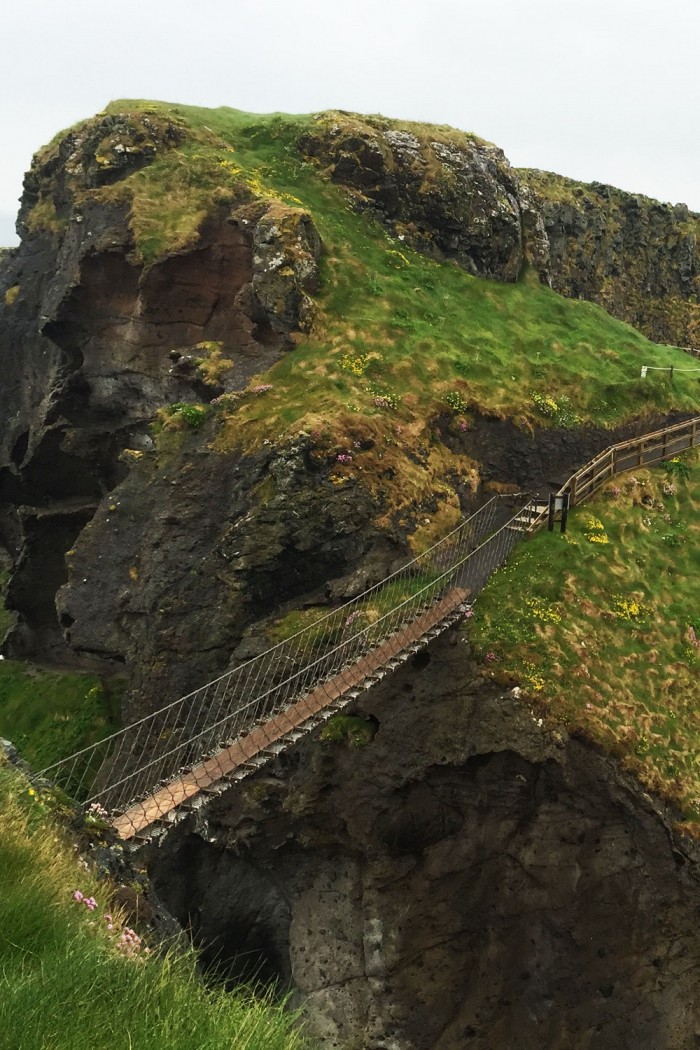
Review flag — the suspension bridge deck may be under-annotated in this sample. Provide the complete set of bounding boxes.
[113,586,469,840]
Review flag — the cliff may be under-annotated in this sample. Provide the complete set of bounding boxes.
[2,102,700,1050]
[147,631,700,1049]
[520,169,700,347]
[299,112,700,345]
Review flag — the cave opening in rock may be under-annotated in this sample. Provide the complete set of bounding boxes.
[148,834,293,995]
[196,918,288,992]
[411,649,431,670]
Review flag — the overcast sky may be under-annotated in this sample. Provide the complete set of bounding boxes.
[2,0,699,245]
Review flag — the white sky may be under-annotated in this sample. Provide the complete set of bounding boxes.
[2,0,699,245]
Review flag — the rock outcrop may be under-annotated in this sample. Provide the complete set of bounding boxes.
[299,113,700,347]
[519,170,700,347]
[0,111,323,668]
[299,114,529,282]
[148,630,700,1050]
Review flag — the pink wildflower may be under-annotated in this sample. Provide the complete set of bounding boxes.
[72,890,84,903]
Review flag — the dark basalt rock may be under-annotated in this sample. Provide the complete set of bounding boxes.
[0,119,324,672]
[299,115,527,282]
[148,632,700,1050]
[518,171,700,347]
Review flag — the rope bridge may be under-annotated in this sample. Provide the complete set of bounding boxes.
[39,494,535,841]
[36,413,700,843]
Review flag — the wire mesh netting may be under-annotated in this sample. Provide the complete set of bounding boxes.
[39,494,534,829]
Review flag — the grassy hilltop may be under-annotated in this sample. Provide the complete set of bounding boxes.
[24,99,700,560]
[29,100,700,450]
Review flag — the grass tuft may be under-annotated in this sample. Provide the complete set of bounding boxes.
[0,761,307,1050]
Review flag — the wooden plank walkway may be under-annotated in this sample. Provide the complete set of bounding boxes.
[112,586,469,840]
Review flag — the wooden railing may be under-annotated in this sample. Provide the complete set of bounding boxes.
[530,416,700,529]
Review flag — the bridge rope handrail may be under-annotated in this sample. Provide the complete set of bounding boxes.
[39,492,520,769]
[39,493,527,811]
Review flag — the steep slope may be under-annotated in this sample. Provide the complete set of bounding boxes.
[0,757,306,1049]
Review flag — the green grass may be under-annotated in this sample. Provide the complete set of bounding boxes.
[0,661,121,772]
[267,568,444,650]
[0,761,307,1050]
[0,566,121,778]
[470,449,700,833]
[319,714,376,747]
[40,100,700,438]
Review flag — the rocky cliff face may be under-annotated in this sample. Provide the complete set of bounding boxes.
[2,105,700,1050]
[148,630,700,1050]
[0,111,324,673]
[519,169,700,347]
[299,115,531,282]
[300,113,700,347]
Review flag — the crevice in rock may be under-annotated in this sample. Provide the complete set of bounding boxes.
[147,834,293,993]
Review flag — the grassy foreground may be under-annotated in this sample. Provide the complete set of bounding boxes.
[0,661,120,771]
[470,450,700,832]
[0,761,307,1050]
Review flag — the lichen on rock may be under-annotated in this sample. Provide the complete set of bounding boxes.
[299,111,524,281]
